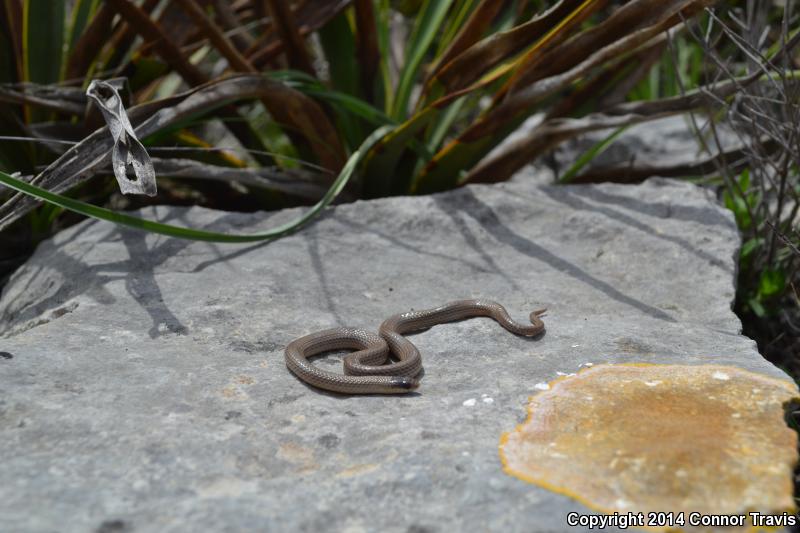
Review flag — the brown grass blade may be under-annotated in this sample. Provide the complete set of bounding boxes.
[2,0,23,81]
[247,0,350,69]
[587,38,668,113]
[104,0,344,170]
[65,4,114,81]
[213,0,254,52]
[468,4,708,141]
[426,0,596,96]
[425,0,505,85]
[263,0,315,74]
[414,0,716,194]
[493,0,608,102]
[101,0,161,72]
[354,0,380,100]
[104,0,207,86]
[174,0,254,73]
[505,0,710,96]
[464,74,761,184]
[537,36,666,122]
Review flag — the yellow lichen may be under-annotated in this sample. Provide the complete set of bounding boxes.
[499,364,798,532]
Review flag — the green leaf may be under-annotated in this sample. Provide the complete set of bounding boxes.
[23,0,65,84]
[558,125,628,184]
[722,188,752,230]
[391,0,454,120]
[0,126,392,243]
[748,297,766,318]
[758,269,786,299]
[722,189,734,211]
[737,168,750,192]
[740,237,762,261]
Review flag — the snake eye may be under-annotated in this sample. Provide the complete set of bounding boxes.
[390,377,420,391]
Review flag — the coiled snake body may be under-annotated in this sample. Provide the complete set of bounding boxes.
[284,300,546,394]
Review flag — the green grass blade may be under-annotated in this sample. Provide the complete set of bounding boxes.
[434,0,478,58]
[269,70,394,128]
[558,125,628,184]
[304,88,394,127]
[318,10,362,148]
[376,0,393,112]
[66,0,99,51]
[425,94,468,153]
[390,0,454,120]
[318,10,359,96]
[0,126,392,243]
[23,0,65,84]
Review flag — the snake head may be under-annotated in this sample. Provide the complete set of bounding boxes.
[389,376,420,391]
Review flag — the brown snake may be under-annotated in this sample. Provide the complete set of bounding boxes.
[284,299,546,394]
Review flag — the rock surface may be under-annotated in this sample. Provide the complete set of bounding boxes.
[0,178,796,532]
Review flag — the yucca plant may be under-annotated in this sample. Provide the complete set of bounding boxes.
[0,0,777,245]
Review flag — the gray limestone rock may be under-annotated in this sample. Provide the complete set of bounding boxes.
[0,178,794,532]
[527,115,742,182]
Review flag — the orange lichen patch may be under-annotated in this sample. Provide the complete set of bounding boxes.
[500,364,798,530]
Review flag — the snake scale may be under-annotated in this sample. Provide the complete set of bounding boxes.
[284,299,546,394]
